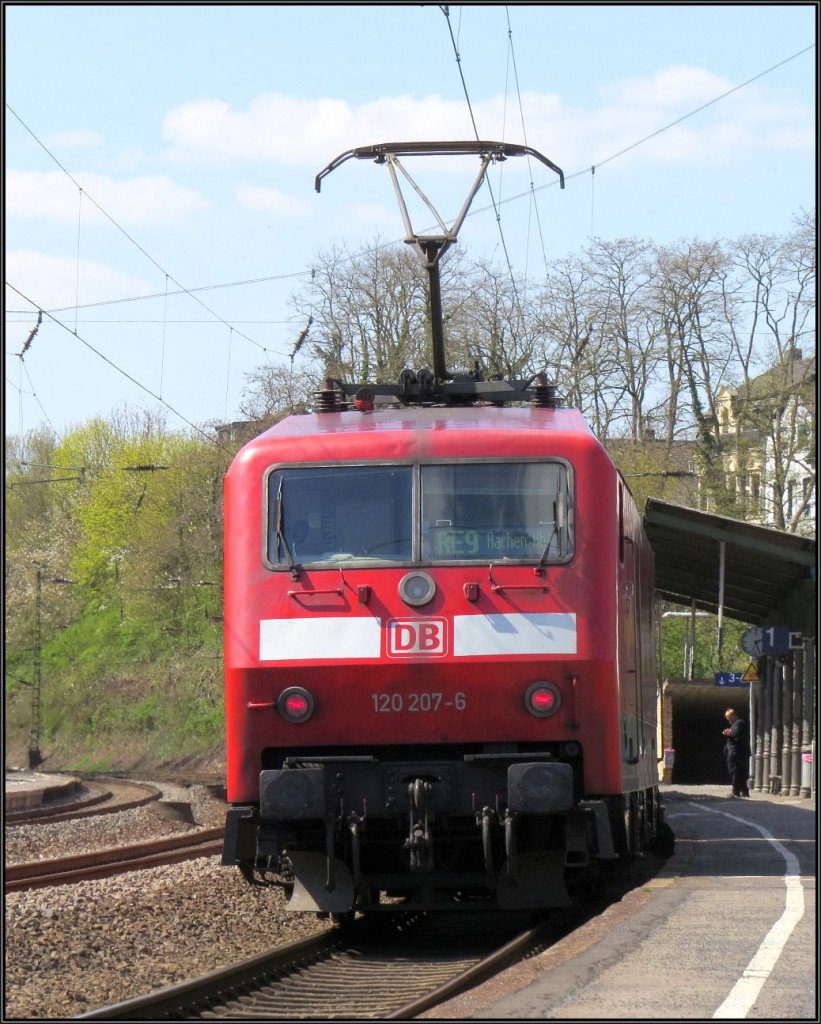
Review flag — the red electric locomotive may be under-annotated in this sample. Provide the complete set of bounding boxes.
[222,143,665,914]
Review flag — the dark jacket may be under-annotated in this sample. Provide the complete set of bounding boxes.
[724,716,751,767]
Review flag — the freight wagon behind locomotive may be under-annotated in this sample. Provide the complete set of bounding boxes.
[222,143,665,915]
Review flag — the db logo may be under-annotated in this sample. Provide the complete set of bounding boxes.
[386,618,448,658]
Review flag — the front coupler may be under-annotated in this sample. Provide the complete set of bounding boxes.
[225,756,588,912]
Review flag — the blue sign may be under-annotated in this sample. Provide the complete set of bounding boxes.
[760,626,793,655]
[714,672,748,687]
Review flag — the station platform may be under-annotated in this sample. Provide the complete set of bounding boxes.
[431,784,817,1020]
[4,770,82,812]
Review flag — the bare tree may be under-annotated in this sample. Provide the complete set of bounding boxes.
[239,363,317,424]
[589,239,664,440]
[237,221,814,532]
[290,239,430,386]
[727,213,816,530]
[536,253,622,436]
[447,257,539,379]
[730,213,815,379]
[651,240,738,509]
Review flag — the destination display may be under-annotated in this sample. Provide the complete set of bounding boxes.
[430,526,552,559]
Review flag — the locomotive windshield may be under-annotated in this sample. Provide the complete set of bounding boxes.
[267,465,413,565]
[420,462,571,561]
[265,460,573,568]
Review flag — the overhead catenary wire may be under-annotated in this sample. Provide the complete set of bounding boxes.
[439,4,525,335]
[503,6,550,282]
[469,42,816,219]
[6,103,280,360]
[439,5,481,141]
[5,37,812,440]
[594,43,815,173]
[16,353,59,438]
[74,188,83,333]
[7,281,230,452]
[5,269,312,317]
[7,42,810,326]
[160,274,169,400]
[6,319,303,326]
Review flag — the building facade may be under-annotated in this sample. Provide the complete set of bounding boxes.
[714,349,816,535]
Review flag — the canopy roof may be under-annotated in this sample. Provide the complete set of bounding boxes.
[644,499,816,631]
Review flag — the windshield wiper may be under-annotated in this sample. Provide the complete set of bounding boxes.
[535,489,567,576]
[535,523,559,577]
[274,476,301,579]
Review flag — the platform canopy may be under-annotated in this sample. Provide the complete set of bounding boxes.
[643,498,816,631]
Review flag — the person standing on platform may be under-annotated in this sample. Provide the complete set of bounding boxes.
[723,708,751,797]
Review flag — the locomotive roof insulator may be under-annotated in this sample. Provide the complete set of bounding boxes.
[316,378,347,414]
[530,374,560,409]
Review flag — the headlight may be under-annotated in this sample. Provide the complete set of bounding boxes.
[399,571,436,607]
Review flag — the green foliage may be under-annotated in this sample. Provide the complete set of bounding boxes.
[4,409,230,766]
[5,216,815,766]
[660,612,748,680]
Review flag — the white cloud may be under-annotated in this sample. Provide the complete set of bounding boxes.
[6,250,153,311]
[6,170,212,225]
[600,65,733,107]
[47,128,104,150]
[767,125,815,149]
[163,93,482,165]
[162,72,812,178]
[581,66,814,166]
[235,185,310,217]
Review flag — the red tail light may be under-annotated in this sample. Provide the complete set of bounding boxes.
[524,681,561,718]
[277,687,314,723]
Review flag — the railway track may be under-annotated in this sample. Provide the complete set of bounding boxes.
[84,768,226,789]
[63,817,669,1020]
[5,779,162,825]
[77,910,562,1020]
[5,827,225,891]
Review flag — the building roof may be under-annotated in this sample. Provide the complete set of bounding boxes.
[644,498,817,631]
[729,353,816,417]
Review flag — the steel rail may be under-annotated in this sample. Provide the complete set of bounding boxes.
[6,827,225,891]
[75,929,342,1020]
[76,912,548,1020]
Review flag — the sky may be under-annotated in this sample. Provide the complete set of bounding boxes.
[4,3,816,441]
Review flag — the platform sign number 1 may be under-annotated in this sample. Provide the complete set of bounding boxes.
[742,625,800,657]
[761,626,796,655]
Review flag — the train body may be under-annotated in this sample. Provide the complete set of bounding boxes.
[222,399,662,913]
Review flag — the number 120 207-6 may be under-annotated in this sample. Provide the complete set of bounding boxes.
[370,692,467,713]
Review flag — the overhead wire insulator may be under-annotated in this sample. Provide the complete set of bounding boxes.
[292,316,313,358]
[20,311,43,357]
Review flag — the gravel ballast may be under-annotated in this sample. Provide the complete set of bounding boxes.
[4,785,329,1019]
